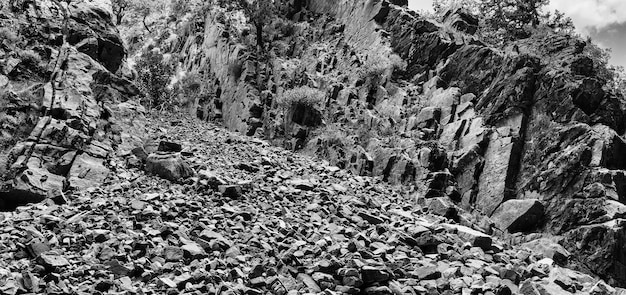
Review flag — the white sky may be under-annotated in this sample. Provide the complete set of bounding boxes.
[407,0,626,67]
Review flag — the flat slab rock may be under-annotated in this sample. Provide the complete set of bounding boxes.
[443,224,492,250]
[491,199,544,233]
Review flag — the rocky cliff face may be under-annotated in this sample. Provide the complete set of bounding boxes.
[0,0,142,208]
[160,0,626,286]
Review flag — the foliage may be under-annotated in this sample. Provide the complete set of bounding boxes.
[135,48,175,108]
[112,0,169,30]
[0,28,19,44]
[433,0,565,46]
[18,49,41,67]
[228,60,244,81]
[275,86,325,109]
[170,72,204,110]
[357,52,406,81]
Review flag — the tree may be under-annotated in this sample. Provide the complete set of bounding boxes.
[135,48,174,108]
[235,0,279,50]
[434,0,553,44]
[111,0,127,25]
[111,0,169,31]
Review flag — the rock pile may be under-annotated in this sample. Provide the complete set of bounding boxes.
[0,115,619,294]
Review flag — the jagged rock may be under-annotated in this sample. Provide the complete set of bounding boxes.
[445,224,492,250]
[361,266,391,283]
[491,199,544,233]
[158,141,183,152]
[218,185,243,199]
[145,152,195,182]
[37,253,70,268]
[522,239,570,265]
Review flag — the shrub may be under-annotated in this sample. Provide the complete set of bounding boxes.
[135,49,175,108]
[275,86,325,110]
[18,49,41,67]
[275,86,326,131]
[228,60,244,81]
[357,52,406,81]
[170,72,204,110]
[0,28,19,44]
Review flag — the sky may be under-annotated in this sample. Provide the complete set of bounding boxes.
[407,0,626,68]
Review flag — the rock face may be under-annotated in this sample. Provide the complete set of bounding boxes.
[0,0,140,208]
[154,0,626,287]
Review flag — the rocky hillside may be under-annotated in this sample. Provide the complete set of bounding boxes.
[3,0,626,293]
[148,0,626,288]
[0,113,621,295]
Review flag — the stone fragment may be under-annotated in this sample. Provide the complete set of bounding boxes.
[164,246,184,262]
[158,141,183,152]
[361,266,391,283]
[219,185,243,199]
[37,253,70,268]
[522,239,570,265]
[445,224,492,250]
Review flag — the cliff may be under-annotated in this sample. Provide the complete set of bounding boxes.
[0,0,142,208]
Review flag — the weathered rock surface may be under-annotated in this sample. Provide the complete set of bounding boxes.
[0,0,140,208]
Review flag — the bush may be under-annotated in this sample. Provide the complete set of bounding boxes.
[170,72,204,110]
[276,86,326,129]
[0,28,19,44]
[357,52,406,81]
[228,60,244,81]
[135,49,175,108]
[275,86,325,110]
[18,49,41,67]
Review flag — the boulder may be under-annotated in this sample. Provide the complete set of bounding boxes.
[145,152,195,182]
[522,239,570,265]
[444,224,492,250]
[491,199,544,233]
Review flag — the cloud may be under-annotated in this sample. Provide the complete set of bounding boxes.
[408,0,433,12]
[547,0,626,34]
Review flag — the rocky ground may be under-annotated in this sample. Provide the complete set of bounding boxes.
[0,113,620,295]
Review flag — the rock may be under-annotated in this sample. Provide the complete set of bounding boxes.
[37,253,70,269]
[158,141,183,152]
[522,239,570,265]
[364,286,393,295]
[198,170,228,188]
[415,107,441,128]
[219,185,243,199]
[361,266,391,283]
[412,265,442,280]
[26,240,51,258]
[445,224,492,250]
[297,273,321,292]
[288,179,315,191]
[145,152,195,182]
[164,246,184,262]
[358,212,385,225]
[491,199,544,233]
[67,154,110,190]
[181,243,206,259]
